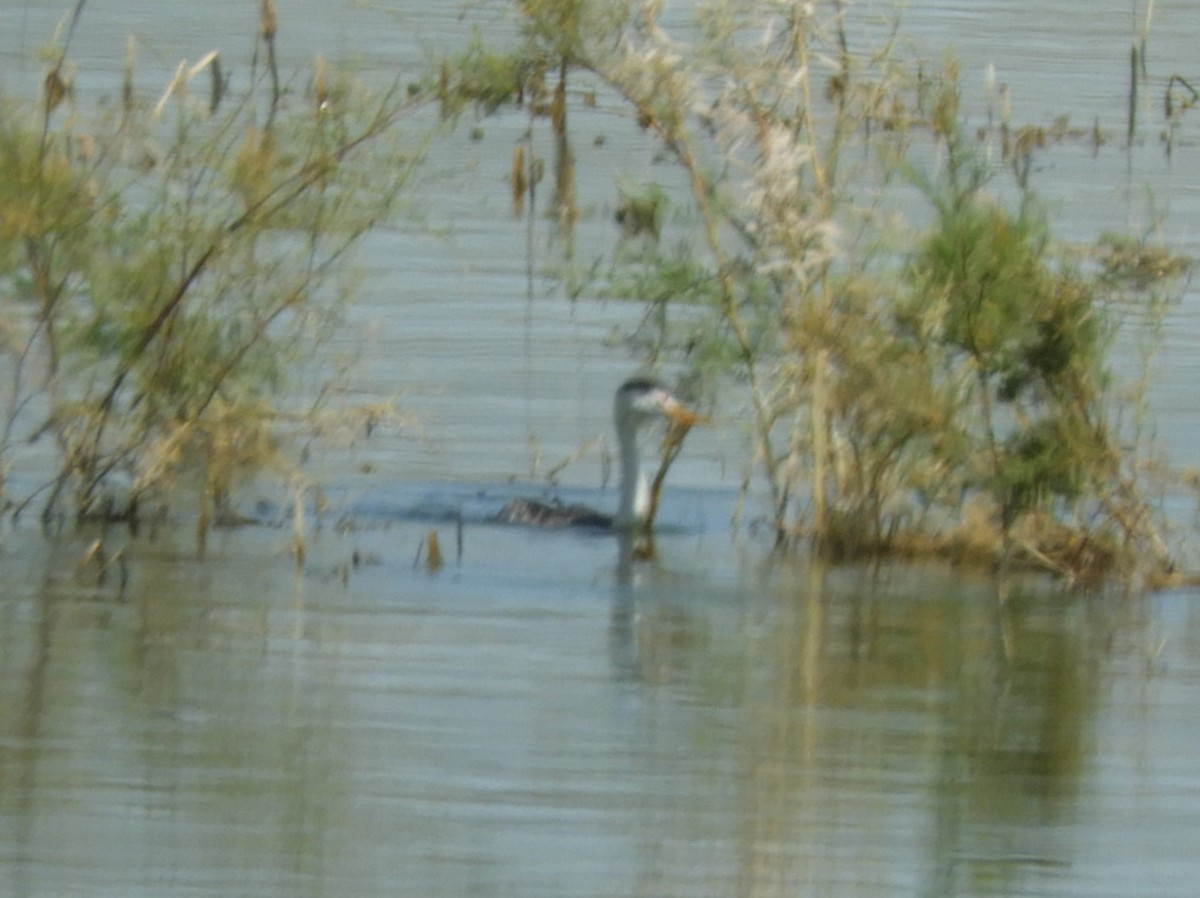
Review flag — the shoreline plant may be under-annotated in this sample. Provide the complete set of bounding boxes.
[0,3,425,548]
[438,0,1190,586]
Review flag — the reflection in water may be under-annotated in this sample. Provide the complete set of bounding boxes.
[600,539,1173,896]
[609,530,700,688]
[2,526,1200,897]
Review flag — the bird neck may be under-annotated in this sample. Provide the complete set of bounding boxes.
[615,422,649,530]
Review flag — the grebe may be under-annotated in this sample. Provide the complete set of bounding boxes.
[497,378,701,530]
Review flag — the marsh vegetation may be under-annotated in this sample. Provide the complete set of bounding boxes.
[0,0,1193,587]
[0,1,422,547]
[437,0,1192,586]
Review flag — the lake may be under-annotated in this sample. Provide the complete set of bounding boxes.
[2,2,1200,897]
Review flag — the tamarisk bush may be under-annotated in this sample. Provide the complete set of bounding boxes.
[0,15,423,538]
[442,0,1186,585]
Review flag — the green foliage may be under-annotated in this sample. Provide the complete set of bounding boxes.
[914,193,1102,405]
[438,32,535,116]
[906,127,1116,531]
[450,0,1183,584]
[1095,231,1191,289]
[0,33,423,531]
[614,181,666,242]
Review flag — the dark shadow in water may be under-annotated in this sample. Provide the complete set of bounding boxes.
[607,530,707,689]
[608,531,641,682]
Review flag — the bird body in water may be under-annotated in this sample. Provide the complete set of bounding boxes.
[497,378,701,531]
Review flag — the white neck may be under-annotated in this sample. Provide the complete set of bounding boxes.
[615,420,649,530]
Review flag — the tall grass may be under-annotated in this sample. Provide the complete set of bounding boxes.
[0,10,425,540]
[439,0,1189,586]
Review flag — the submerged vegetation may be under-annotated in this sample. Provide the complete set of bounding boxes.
[0,2,422,545]
[438,0,1192,586]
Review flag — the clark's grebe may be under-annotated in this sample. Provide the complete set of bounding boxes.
[497,378,701,530]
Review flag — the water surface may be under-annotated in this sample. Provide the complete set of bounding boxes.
[3,2,1200,897]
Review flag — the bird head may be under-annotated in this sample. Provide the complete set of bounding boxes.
[615,378,705,430]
